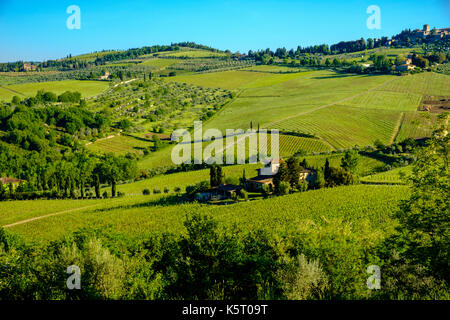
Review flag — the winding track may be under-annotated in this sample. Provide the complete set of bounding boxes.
[2,203,104,228]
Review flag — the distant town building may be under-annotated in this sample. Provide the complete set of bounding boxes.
[99,71,111,80]
[23,62,37,71]
[396,57,415,72]
[412,24,450,40]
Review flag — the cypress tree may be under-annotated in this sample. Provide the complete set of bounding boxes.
[324,158,331,180]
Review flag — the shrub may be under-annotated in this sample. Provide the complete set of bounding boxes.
[59,238,126,299]
[153,188,161,194]
[261,184,270,199]
[143,188,151,195]
[277,254,329,300]
[102,191,108,199]
[185,181,209,200]
[278,181,291,195]
[164,187,170,194]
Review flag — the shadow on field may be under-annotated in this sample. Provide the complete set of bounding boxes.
[131,194,187,208]
[89,194,187,214]
[311,74,355,79]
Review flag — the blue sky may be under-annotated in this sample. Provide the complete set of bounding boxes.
[0,0,448,62]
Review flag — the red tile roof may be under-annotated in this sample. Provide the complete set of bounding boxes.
[0,177,24,184]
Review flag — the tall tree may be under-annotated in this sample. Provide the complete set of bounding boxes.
[286,157,301,189]
[394,115,449,281]
[324,158,331,180]
[341,149,360,174]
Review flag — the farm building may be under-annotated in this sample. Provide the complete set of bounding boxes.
[0,177,25,190]
[299,169,317,183]
[247,159,317,192]
[247,159,281,192]
[194,184,243,202]
[99,71,111,80]
[246,175,275,192]
[23,62,37,71]
[217,184,242,198]
[396,58,415,72]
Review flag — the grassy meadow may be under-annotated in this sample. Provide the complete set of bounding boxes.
[0,80,109,101]
[5,184,408,244]
[86,134,153,155]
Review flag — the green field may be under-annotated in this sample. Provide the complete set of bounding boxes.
[140,58,179,69]
[4,184,409,243]
[169,70,277,89]
[378,72,450,96]
[86,134,153,155]
[299,153,385,176]
[157,49,228,59]
[344,90,422,111]
[322,46,423,64]
[244,65,306,73]
[395,112,437,141]
[203,70,396,133]
[271,105,400,149]
[361,165,412,184]
[0,80,110,101]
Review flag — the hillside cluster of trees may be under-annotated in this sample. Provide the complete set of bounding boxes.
[1,93,109,152]
[271,152,359,196]
[0,90,138,200]
[247,37,393,63]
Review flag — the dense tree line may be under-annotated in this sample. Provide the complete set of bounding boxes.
[0,90,138,200]
[94,42,222,66]
[247,37,392,64]
[0,148,137,200]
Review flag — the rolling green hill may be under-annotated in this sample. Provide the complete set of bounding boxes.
[0,80,109,101]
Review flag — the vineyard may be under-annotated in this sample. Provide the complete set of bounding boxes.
[361,165,412,184]
[344,90,422,111]
[377,72,450,96]
[86,134,153,155]
[271,105,400,150]
[395,112,437,142]
[228,133,333,156]
[6,184,409,244]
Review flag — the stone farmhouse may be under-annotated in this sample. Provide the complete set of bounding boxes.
[246,159,316,192]
[0,177,25,191]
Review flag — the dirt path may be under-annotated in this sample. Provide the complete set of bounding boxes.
[85,131,121,146]
[0,85,26,97]
[390,112,405,144]
[2,203,104,228]
[262,77,399,129]
[89,78,138,100]
[113,78,137,88]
